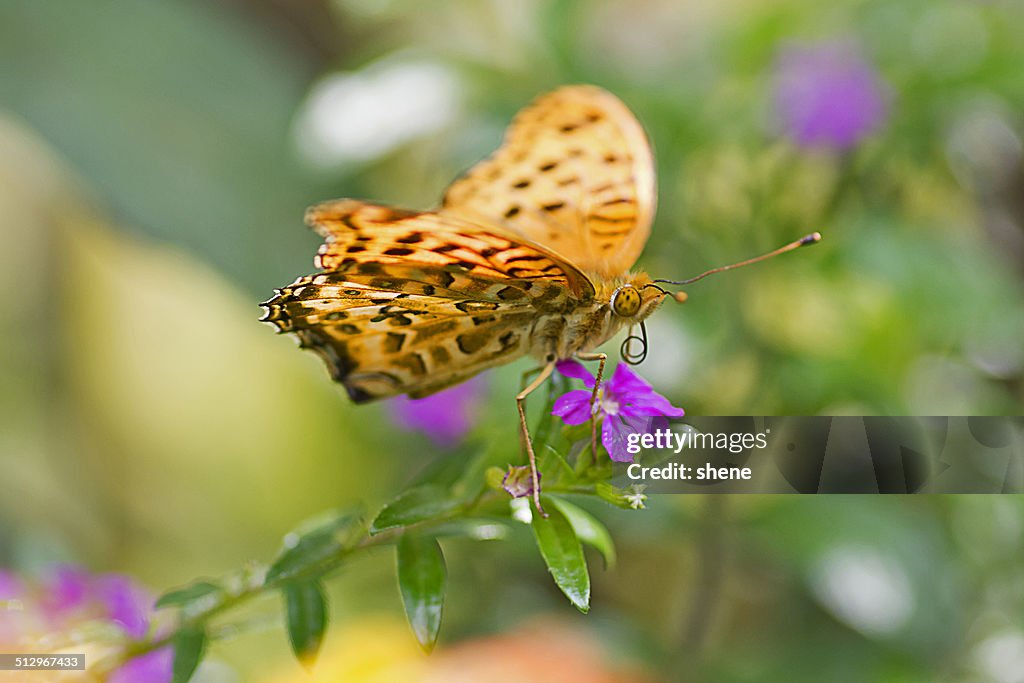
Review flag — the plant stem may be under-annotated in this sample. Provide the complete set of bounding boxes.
[114,483,603,668]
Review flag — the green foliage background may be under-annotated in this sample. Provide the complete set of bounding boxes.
[1,1,1023,681]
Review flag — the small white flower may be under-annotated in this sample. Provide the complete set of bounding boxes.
[624,484,648,510]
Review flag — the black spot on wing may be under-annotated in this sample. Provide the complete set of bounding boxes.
[456,331,490,354]
[395,353,427,376]
[496,286,524,301]
[505,254,548,264]
[383,332,406,353]
[358,263,384,276]
[430,345,451,365]
[455,300,500,313]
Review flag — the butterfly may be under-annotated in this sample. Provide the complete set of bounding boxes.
[262,85,819,513]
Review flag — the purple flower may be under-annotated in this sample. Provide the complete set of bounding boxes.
[552,360,684,463]
[0,565,172,682]
[390,375,486,448]
[774,41,889,150]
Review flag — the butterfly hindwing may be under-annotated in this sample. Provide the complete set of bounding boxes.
[441,85,655,277]
[264,279,535,401]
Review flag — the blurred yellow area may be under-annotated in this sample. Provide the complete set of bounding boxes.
[0,115,397,585]
[261,616,656,683]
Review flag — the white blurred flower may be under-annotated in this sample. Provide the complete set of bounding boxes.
[975,631,1024,683]
[293,58,461,169]
[811,545,914,638]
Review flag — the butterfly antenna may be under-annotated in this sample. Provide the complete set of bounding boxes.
[655,232,821,291]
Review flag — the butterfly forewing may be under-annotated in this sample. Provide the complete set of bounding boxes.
[441,85,655,277]
[308,200,595,301]
[263,199,596,401]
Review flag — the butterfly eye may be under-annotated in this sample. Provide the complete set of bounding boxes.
[610,285,641,317]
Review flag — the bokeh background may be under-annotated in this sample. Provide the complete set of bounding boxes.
[2,0,1024,681]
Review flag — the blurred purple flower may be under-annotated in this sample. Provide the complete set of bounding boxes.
[95,574,151,639]
[0,570,21,599]
[774,41,889,150]
[552,360,684,463]
[42,565,90,616]
[391,376,486,448]
[0,565,171,682]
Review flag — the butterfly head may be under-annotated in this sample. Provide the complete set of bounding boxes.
[602,277,665,366]
[608,275,669,322]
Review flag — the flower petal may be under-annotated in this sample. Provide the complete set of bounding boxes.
[607,364,685,419]
[606,363,653,396]
[601,415,643,463]
[621,392,685,418]
[96,574,151,639]
[556,359,596,388]
[552,389,594,425]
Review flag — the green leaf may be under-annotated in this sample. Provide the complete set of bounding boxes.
[548,497,617,569]
[541,443,577,481]
[283,580,328,669]
[155,581,222,609]
[396,534,447,653]
[531,498,591,612]
[266,511,364,585]
[371,486,462,534]
[171,627,206,683]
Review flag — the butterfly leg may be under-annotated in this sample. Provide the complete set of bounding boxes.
[519,366,543,393]
[576,351,607,459]
[517,360,556,517]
